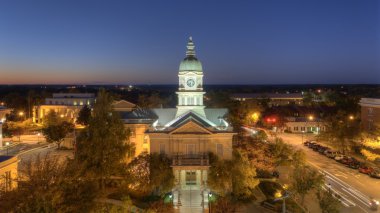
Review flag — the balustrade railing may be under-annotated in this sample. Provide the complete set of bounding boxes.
[172,154,209,166]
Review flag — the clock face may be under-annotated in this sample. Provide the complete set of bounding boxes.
[187,79,195,87]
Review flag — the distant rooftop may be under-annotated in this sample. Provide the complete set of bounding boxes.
[231,93,303,99]
[52,93,95,98]
[285,117,323,122]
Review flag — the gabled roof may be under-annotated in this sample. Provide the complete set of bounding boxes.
[112,100,136,111]
[169,120,213,134]
[169,111,213,128]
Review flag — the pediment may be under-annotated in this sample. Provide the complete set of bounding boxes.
[112,100,136,111]
[169,120,212,134]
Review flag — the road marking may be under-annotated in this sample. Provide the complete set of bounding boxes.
[322,185,356,207]
[341,188,370,207]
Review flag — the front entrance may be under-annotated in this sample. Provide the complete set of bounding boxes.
[176,169,207,190]
[173,169,209,213]
[185,171,197,186]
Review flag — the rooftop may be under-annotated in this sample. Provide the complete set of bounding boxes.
[231,93,303,99]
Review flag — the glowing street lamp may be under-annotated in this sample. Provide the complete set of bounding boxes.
[251,112,260,124]
[18,111,24,116]
[349,115,354,120]
[5,141,10,155]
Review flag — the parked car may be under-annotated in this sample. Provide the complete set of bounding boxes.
[334,154,345,161]
[370,170,380,179]
[358,165,375,175]
[303,141,311,146]
[318,146,328,154]
[307,142,318,148]
[324,150,340,158]
[312,145,322,151]
[338,156,353,165]
[348,161,361,169]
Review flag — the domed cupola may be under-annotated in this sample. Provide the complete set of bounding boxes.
[179,37,203,72]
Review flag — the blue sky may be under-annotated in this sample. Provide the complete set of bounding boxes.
[0,0,379,84]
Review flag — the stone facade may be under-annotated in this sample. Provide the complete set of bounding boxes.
[0,156,18,192]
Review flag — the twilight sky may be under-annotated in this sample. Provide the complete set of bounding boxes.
[0,0,379,84]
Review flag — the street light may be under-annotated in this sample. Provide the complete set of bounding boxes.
[5,141,10,155]
[208,192,213,213]
[349,115,354,120]
[274,190,289,213]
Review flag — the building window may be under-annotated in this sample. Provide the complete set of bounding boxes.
[294,127,298,131]
[216,144,223,157]
[160,144,165,155]
[143,136,148,144]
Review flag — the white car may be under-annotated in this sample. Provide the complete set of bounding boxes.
[334,154,345,161]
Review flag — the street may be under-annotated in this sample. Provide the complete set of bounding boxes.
[278,133,380,213]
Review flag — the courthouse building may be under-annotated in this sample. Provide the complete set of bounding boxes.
[121,37,235,211]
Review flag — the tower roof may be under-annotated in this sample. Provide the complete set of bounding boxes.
[179,36,203,72]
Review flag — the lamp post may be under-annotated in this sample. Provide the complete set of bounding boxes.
[274,190,289,213]
[18,111,25,120]
[208,192,212,213]
[308,115,314,133]
[5,141,10,155]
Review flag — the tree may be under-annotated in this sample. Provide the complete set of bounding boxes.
[126,153,174,197]
[146,200,174,213]
[318,110,360,154]
[207,154,233,196]
[42,121,74,149]
[316,189,341,213]
[231,149,260,200]
[211,196,238,213]
[269,138,293,166]
[0,154,98,213]
[291,149,306,168]
[291,165,324,205]
[76,89,132,189]
[138,93,168,108]
[76,105,91,126]
[233,137,275,176]
[207,150,259,201]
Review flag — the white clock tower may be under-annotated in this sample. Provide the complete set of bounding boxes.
[176,37,206,117]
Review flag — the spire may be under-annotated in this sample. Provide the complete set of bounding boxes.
[186,36,196,57]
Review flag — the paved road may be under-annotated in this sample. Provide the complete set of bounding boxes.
[278,133,380,213]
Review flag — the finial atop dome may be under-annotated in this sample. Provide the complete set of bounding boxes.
[186,36,196,57]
